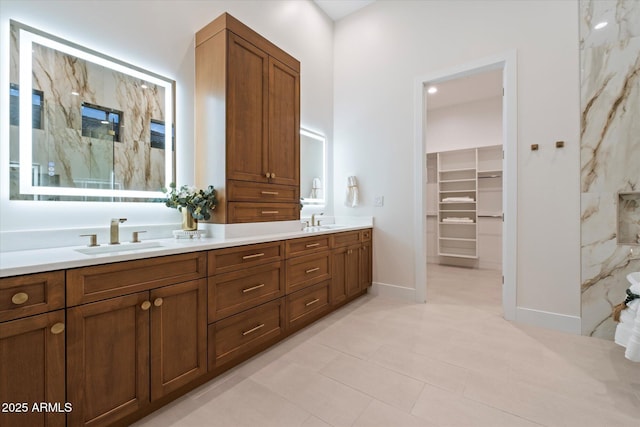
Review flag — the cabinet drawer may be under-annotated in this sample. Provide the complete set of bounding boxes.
[0,271,65,322]
[209,299,284,369]
[208,241,284,275]
[285,251,330,294]
[227,180,299,203]
[330,231,361,248]
[286,280,330,330]
[67,252,207,306]
[208,262,284,322]
[361,228,372,241]
[227,202,300,223]
[285,235,330,258]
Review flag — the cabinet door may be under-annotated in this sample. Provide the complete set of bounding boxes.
[360,241,372,289]
[268,57,299,187]
[67,293,150,427]
[346,244,361,297]
[227,32,269,183]
[0,310,66,427]
[331,247,347,305]
[150,279,207,400]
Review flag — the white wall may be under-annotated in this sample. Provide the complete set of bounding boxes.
[0,0,333,247]
[426,96,502,153]
[333,0,581,323]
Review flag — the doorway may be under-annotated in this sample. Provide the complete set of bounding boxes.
[413,52,517,320]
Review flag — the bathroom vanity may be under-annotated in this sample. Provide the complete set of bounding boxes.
[0,225,373,427]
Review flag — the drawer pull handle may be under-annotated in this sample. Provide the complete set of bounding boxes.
[242,323,265,336]
[141,301,151,311]
[261,211,279,214]
[305,298,320,307]
[50,323,65,335]
[305,243,320,248]
[242,253,265,260]
[305,267,320,274]
[261,191,279,195]
[11,292,29,305]
[154,298,163,307]
[243,283,265,293]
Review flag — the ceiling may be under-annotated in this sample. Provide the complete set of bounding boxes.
[426,69,503,110]
[314,0,376,21]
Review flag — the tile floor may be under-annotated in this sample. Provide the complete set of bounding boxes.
[134,264,640,427]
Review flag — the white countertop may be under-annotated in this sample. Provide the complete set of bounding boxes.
[0,223,372,277]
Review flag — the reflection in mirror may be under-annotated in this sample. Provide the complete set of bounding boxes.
[300,128,325,205]
[8,20,175,201]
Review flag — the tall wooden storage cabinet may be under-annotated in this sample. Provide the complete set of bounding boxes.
[196,13,301,223]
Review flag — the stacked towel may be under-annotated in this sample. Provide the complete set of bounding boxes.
[345,176,359,207]
[615,281,640,362]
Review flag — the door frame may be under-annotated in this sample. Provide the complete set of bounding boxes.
[413,50,517,320]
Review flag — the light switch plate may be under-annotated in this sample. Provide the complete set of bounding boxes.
[374,195,384,207]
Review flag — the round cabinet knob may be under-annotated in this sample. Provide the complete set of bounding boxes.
[141,301,151,311]
[50,323,65,335]
[266,172,271,178]
[271,173,276,179]
[154,298,163,307]
[11,292,29,305]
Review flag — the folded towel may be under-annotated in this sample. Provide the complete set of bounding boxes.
[345,176,359,207]
[615,287,640,362]
[442,196,475,202]
[442,217,474,223]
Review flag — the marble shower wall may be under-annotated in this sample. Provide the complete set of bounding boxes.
[9,25,166,195]
[580,0,640,338]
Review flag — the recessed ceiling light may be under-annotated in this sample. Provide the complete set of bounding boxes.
[427,86,438,94]
[141,84,148,89]
[71,91,79,96]
[594,21,608,30]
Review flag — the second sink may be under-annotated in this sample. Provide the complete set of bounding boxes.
[75,241,163,255]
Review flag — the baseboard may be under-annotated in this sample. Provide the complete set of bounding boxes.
[516,307,581,335]
[370,282,416,301]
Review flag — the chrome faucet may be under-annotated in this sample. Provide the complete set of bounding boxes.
[110,218,127,244]
[310,212,324,226]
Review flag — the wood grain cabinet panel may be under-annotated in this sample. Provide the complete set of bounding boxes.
[208,261,284,322]
[0,271,64,322]
[150,279,207,400]
[285,251,330,294]
[0,310,66,427]
[67,252,206,306]
[285,235,330,258]
[208,241,284,275]
[286,280,330,330]
[330,231,361,248]
[196,13,300,224]
[209,299,284,370]
[360,240,373,288]
[67,292,150,427]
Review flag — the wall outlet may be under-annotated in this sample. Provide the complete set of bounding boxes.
[374,195,384,207]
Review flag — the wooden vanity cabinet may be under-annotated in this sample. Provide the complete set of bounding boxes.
[195,13,300,223]
[0,272,66,427]
[330,230,372,305]
[66,254,207,427]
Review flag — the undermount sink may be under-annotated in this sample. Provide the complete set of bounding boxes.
[75,241,163,255]
[628,272,640,287]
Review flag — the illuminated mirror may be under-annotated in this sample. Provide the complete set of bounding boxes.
[8,20,175,201]
[300,128,325,205]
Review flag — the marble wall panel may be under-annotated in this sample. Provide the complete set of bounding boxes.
[580,0,640,338]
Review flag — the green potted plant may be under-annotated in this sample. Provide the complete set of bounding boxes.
[163,183,217,230]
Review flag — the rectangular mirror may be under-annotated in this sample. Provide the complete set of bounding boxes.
[300,128,325,205]
[8,20,175,201]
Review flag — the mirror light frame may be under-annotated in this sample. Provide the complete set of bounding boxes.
[16,22,174,199]
[300,128,326,206]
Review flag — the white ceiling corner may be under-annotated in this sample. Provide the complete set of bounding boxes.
[313,0,376,21]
